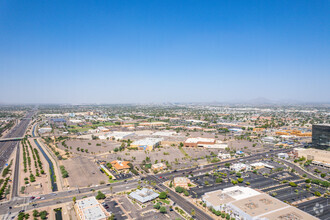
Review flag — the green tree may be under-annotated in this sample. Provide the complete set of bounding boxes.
[154,202,161,209]
[33,210,39,217]
[96,191,106,200]
[237,178,244,183]
[289,182,297,187]
[159,192,167,199]
[159,206,167,213]
[73,196,76,203]
[216,178,223,183]
[175,186,184,193]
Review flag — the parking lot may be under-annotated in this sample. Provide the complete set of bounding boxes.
[297,197,330,220]
[109,170,133,180]
[104,195,183,220]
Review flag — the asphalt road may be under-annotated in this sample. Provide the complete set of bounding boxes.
[154,148,292,180]
[147,175,213,220]
[278,158,325,181]
[0,179,139,218]
[0,111,35,171]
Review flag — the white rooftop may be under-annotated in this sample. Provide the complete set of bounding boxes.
[129,188,159,203]
[76,197,107,220]
[185,137,215,143]
[222,186,260,201]
[131,138,163,146]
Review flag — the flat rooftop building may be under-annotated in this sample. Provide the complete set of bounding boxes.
[129,188,159,203]
[184,137,216,147]
[293,147,330,168]
[202,186,317,220]
[173,177,191,188]
[130,138,163,151]
[75,197,109,220]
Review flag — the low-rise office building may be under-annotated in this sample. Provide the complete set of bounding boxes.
[250,162,274,170]
[129,188,159,203]
[173,177,191,188]
[277,152,289,159]
[230,163,251,172]
[218,153,231,159]
[293,147,330,168]
[151,162,167,171]
[75,197,110,220]
[202,186,317,220]
[110,160,131,171]
[38,127,52,134]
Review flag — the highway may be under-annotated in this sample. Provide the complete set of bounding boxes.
[0,111,35,171]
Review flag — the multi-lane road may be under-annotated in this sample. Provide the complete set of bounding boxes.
[0,111,35,171]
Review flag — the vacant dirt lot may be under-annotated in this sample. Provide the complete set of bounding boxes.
[61,156,108,187]
[58,139,121,155]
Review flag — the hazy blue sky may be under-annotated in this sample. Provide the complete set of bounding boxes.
[0,0,329,104]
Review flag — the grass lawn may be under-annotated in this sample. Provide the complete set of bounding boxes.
[158,199,170,204]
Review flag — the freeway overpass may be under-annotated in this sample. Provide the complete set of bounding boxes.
[0,137,23,142]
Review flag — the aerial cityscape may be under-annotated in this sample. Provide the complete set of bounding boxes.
[0,1,329,220]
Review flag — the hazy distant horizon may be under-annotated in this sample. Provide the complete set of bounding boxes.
[1,0,329,104]
[1,97,330,106]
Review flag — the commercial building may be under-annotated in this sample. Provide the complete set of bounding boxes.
[249,162,274,170]
[110,160,130,171]
[230,163,251,172]
[129,188,159,203]
[151,162,167,171]
[293,148,330,168]
[277,152,289,159]
[218,153,231,160]
[38,127,52,134]
[312,124,330,150]
[183,137,216,147]
[202,186,317,220]
[75,197,110,220]
[173,177,191,188]
[109,131,134,140]
[130,138,163,151]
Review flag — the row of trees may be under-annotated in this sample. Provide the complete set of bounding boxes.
[60,165,69,178]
